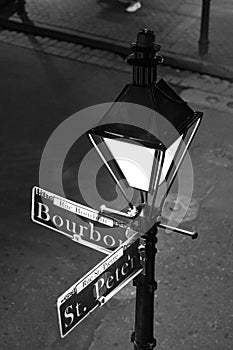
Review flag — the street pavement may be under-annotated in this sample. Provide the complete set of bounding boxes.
[0,0,233,80]
[0,38,233,350]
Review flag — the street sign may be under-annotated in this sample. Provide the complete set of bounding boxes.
[57,235,142,338]
[31,186,130,254]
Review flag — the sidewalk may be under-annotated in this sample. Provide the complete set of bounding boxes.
[0,0,233,81]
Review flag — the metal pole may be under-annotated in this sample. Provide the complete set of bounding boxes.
[198,0,211,56]
[131,225,158,350]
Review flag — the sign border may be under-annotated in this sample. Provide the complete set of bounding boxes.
[31,186,112,255]
[57,234,142,338]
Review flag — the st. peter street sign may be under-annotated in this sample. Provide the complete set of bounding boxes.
[57,235,143,338]
[31,186,129,255]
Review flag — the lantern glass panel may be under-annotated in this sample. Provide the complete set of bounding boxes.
[159,135,183,185]
[103,137,155,192]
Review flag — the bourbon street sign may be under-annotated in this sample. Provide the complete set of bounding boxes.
[31,186,131,255]
[57,235,142,338]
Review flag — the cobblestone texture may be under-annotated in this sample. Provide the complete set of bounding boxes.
[1,1,233,60]
[1,28,233,101]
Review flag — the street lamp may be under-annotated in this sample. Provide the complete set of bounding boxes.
[88,29,203,349]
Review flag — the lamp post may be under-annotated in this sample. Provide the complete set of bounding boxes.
[199,0,211,56]
[88,29,203,349]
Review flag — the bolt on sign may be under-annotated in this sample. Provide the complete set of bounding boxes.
[57,234,142,338]
[31,186,131,254]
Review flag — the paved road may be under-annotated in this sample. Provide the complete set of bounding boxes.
[0,42,233,349]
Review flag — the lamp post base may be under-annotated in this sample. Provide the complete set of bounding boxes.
[131,332,157,350]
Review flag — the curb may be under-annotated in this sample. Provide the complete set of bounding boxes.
[164,52,233,83]
[0,17,130,55]
[1,16,233,82]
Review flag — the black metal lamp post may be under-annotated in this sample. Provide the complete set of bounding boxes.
[88,29,203,349]
[199,0,211,56]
